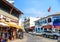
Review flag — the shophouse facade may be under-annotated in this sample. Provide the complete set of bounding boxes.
[0,0,23,41]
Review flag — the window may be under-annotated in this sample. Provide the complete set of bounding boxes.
[12,10,19,18]
[38,28,40,30]
[45,19,47,23]
[44,28,47,31]
[41,28,43,30]
[0,3,10,13]
[48,18,51,23]
[36,28,37,32]
[35,21,39,25]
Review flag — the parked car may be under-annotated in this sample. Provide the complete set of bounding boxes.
[52,30,60,39]
[42,31,53,38]
[42,30,60,39]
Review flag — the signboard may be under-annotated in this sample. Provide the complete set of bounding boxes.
[53,19,60,28]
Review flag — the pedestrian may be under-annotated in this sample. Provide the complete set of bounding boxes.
[18,29,24,39]
[1,32,6,42]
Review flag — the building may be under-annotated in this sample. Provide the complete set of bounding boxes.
[19,19,25,32]
[0,0,23,41]
[24,17,39,32]
[34,12,60,33]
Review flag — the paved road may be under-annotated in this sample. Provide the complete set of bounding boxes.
[11,33,57,42]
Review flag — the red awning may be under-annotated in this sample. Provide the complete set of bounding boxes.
[29,26,35,30]
[42,25,52,28]
[54,26,60,28]
[31,26,35,28]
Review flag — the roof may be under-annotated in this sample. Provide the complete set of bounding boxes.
[1,0,23,14]
[35,12,60,22]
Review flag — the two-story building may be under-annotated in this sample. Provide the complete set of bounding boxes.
[0,0,23,41]
[35,12,60,33]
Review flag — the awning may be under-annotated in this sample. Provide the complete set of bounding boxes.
[1,21,25,31]
[29,26,35,30]
[54,26,60,28]
[2,21,18,28]
[8,23,25,31]
[42,25,52,28]
[18,26,25,32]
[31,26,35,28]
[8,23,18,28]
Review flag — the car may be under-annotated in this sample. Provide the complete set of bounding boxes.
[52,30,60,39]
[42,31,53,38]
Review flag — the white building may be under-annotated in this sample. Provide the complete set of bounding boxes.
[24,17,40,32]
[34,12,60,33]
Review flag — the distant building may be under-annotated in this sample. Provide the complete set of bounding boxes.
[34,12,60,33]
[24,17,40,32]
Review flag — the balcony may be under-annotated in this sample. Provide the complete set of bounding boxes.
[0,9,18,20]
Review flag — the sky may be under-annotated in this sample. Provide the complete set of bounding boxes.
[14,0,60,21]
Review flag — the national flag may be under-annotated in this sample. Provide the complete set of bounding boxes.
[48,6,51,12]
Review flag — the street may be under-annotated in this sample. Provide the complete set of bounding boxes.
[11,33,57,42]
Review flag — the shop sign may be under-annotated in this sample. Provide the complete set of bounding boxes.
[53,19,60,26]
[5,18,10,22]
[53,19,60,28]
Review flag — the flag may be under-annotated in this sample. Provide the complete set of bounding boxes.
[48,6,51,12]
